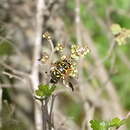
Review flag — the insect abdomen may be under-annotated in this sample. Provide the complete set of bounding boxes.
[50,69,62,84]
[50,59,72,84]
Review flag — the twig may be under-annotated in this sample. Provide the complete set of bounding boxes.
[82,104,95,130]
[0,61,28,78]
[75,1,94,130]
[0,84,13,88]
[0,62,32,90]
[48,39,55,61]
[101,42,117,63]
[41,100,47,130]
[75,0,82,45]
[30,0,46,130]
[2,71,23,81]
[49,94,56,125]
[47,39,55,70]
[125,112,130,119]
[45,98,52,130]
[0,84,2,128]
[116,50,130,69]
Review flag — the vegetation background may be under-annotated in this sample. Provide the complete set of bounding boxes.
[0,0,130,130]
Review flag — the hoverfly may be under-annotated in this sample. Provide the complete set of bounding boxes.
[50,58,76,91]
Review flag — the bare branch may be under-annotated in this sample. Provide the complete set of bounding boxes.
[75,0,82,45]
[0,61,28,78]
[0,84,2,128]
[116,50,130,69]
[30,0,46,130]
[2,71,23,81]
[49,94,57,123]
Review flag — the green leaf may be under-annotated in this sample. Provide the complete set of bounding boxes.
[90,120,108,130]
[35,84,56,97]
[35,89,44,97]
[109,117,126,128]
[109,117,121,127]
[90,117,126,130]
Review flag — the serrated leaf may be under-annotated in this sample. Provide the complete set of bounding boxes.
[90,120,108,130]
[90,117,126,130]
[39,84,49,91]
[110,117,126,127]
[118,119,126,126]
[35,90,44,97]
[35,84,56,97]
[109,117,126,128]
[109,117,121,126]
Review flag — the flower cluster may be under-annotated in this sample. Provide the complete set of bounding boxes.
[71,44,90,60]
[111,24,130,45]
[42,32,52,40]
[40,32,90,78]
[55,43,65,52]
[69,62,78,78]
[39,52,49,63]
